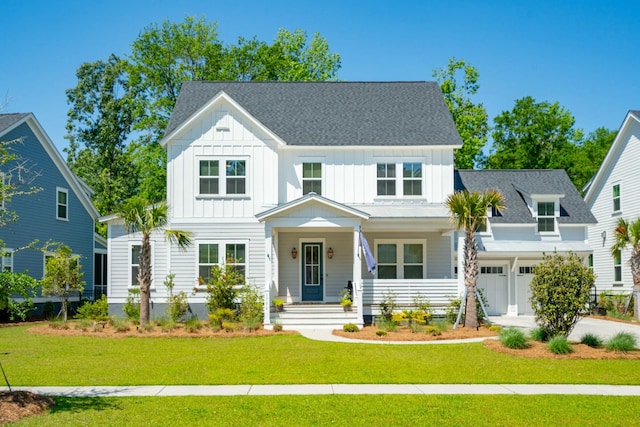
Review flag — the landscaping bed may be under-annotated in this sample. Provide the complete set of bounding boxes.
[484,339,640,359]
[0,391,54,424]
[333,325,498,341]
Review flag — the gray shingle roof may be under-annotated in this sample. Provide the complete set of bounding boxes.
[455,170,596,225]
[0,113,30,134]
[165,81,462,147]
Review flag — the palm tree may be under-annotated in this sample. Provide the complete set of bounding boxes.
[119,197,192,325]
[611,217,640,320]
[446,189,505,328]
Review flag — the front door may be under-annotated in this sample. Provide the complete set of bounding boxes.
[302,242,323,301]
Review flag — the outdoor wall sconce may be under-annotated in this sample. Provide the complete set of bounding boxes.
[291,247,298,259]
[327,247,334,259]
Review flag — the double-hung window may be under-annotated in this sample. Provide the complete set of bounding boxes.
[613,249,622,282]
[402,163,422,196]
[302,162,322,195]
[56,187,68,220]
[1,251,13,272]
[376,163,396,196]
[537,202,555,233]
[130,244,142,287]
[198,159,247,196]
[198,242,247,284]
[613,183,621,212]
[376,240,425,279]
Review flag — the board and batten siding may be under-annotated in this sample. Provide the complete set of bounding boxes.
[165,100,279,220]
[588,119,640,292]
[280,147,454,205]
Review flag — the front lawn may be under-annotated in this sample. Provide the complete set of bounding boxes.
[2,325,639,386]
[11,395,639,426]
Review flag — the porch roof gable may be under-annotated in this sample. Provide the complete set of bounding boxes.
[256,192,370,221]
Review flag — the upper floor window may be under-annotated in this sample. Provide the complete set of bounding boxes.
[537,202,555,233]
[376,240,425,279]
[402,163,422,196]
[198,159,247,196]
[56,187,68,220]
[613,249,622,282]
[613,183,621,212]
[1,251,13,272]
[376,163,396,196]
[303,162,322,195]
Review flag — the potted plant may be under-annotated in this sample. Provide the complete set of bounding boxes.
[272,299,284,312]
[339,289,352,311]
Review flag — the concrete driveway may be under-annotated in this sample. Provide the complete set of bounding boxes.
[489,315,640,341]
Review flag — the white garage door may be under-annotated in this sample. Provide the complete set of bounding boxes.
[477,265,508,315]
[517,266,536,315]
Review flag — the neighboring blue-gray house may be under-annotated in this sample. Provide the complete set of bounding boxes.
[0,113,102,312]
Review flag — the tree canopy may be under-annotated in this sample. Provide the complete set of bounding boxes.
[433,58,489,169]
[65,16,341,227]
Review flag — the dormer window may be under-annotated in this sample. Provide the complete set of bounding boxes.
[537,202,555,232]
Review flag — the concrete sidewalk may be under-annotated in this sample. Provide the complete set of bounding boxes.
[3,384,640,397]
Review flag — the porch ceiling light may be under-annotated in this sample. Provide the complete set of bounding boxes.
[327,247,334,259]
[291,247,298,259]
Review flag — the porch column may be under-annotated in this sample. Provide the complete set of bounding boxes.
[353,227,364,325]
[264,225,273,327]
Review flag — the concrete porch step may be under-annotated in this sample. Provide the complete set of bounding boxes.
[268,304,362,330]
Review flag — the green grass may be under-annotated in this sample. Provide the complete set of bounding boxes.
[1,325,640,386]
[11,395,640,426]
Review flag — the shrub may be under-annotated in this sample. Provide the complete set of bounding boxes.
[343,323,359,332]
[580,333,603,348]
[413,294,433,325]
[158,317,176,333]
[499,328,528,349]
[123,288,140,322]
[75,295,109,321]
[272,323,283,332]
[74,319,93,331]
[376,329,387,337]
[376,318,397,332]
[48,319,69,330]
[0,271,38,321]
[529,327,548,342]
[379,292,397,323]
[238,285,263,329]
[548,335,572,354]
[184,316,203,333]
[402,309,426,333]
[598,292,631,315]
[529,252,594,337]
[605,332,637,353]
[111,318,130,333]
[222,320,240,332]
[425,325,442,336]
[205,264,244,313]
[489,325,502,333]
[208,308,237,328]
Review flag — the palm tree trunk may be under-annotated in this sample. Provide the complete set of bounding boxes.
[139,232,152,326]
[631,248,640,320]
[463,228,479,329]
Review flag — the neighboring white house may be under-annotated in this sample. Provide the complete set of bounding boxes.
[584,110,640,296]
[103,81,596,328]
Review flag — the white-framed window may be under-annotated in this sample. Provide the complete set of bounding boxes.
[402,162,422,196]
[376,163,396,196]
[1,250,13,272]
[613,249,622,282]
[481,266,504,274]
[537,201,555,233]
[56,187,68,220]
[302,162,322,195]
[375,240,426,279]
[613,183,621,212]
[587,254,593,270]
[197,242,247,284]
[129,242,155,288]
[198,158,247,196]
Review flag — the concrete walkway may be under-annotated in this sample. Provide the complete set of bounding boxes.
[3,384,640,397]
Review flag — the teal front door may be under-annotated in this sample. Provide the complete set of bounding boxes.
[302,243,323,301]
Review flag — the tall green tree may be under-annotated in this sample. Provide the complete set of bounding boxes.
[446,189,505,328]
[433,58,489,169]
[483,96,584,173]
[611,217,640,320]
[118,197,192,325]
[65,54,140,217]
[568,127,617,194]
[41,244,85,322]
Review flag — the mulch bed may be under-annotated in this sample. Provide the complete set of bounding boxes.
[333,325,498,341]
[0,391,55,424]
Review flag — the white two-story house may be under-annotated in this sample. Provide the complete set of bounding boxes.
[104,81,596,328]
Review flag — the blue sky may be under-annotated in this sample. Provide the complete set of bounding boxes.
[1,0,638,153]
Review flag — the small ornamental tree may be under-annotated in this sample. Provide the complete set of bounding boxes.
[205,264,245,313]
[529,252,595,337]
[0,271,39,320]
[41,244,85,322]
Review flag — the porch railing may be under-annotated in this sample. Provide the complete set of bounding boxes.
[362,279,460,310]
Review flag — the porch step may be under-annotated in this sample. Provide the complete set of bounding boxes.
[268,304,362,330]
